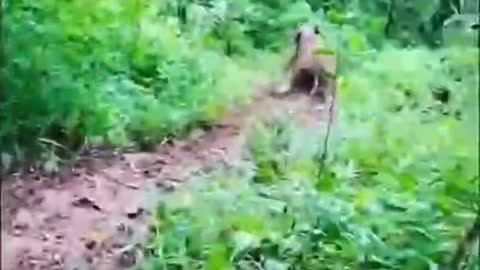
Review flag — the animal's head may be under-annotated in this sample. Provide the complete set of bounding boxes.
[293,24,324,49]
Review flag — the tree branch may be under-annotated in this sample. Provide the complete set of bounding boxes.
[384,0,395,38]
[444,213,480,270]
[317,74,337,180]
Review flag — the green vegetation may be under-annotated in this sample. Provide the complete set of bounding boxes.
[2,0,479,269]
[142,46,479,269]
[2,0,478,165]
[1,0,287,167]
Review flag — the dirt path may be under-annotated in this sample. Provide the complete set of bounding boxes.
[1,86,333,270]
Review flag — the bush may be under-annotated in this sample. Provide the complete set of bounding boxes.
[3,0,478,268]
[141,45,478,269]
[1,0,267,167]
[3,0,474,168]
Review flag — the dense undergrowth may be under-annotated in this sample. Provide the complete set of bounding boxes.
[2,0,479,269]
[127,1,477,270]
[141,45,479,269]
[2,0,478,170]
[1,0,292,169]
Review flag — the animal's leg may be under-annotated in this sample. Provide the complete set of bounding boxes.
[279,70,294,94]
[309,75,319,97]
[318,88,326,103]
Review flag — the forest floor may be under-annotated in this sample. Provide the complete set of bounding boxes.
[1,83,335,270]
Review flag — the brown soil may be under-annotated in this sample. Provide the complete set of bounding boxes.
[1,85,335,270]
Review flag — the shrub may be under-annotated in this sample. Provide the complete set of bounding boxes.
[141,46,479,269]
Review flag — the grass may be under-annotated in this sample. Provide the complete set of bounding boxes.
[140,46,479,270]
[2,1,478,269]
[0,0,285,171]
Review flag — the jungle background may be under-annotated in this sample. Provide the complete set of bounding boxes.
[1,0,479,269]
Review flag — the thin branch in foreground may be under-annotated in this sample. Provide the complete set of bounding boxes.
[444,213,480,270]
[317,75,337,180]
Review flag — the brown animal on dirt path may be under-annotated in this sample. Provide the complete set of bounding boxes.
[282,24,337,102]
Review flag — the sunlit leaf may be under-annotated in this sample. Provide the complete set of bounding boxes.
[314,48,335,55]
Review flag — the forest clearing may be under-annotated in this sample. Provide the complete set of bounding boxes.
[1,1,479,270]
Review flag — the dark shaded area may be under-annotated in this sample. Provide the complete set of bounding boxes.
[432,87,451,104]
[290,68,329,103]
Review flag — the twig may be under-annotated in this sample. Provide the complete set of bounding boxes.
[384,0,395,38]
[443,213,480,270]
[98,170,141,190]
[317,39,340,180]
[317,79,337,180]
[38,137,71,153]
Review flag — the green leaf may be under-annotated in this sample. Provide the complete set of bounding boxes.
[206,243,232,270]
[314,48,335,55]
[231,231,259,252]
[264,258,289,270]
